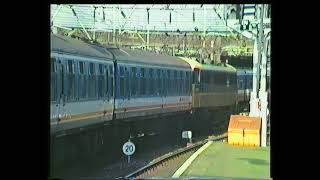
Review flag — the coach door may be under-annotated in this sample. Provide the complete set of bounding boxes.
[52,58,65,123]
[102,64,113,122]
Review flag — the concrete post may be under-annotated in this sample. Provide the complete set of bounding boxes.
[250,38,260,117]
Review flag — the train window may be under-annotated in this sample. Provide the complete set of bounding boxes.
[156,69,161,96]
[51,58,55,73]
[109,65,113,96]
[187,72,191,94]
[131,67,137,96]
[200,71,204,83]
[141,68,145,77]
[184,71,188,94]
[168,70,172,95]
[165,70,168,95]
[206,71,210,92]
[125,66,129,97]
[157,69,160,78]
[51,58,56,102]
[105,66,109,95]
[179,71,183,95]
[178,71,183,95]
[99,64,104,74]
[239,79,244,89]
[226,76,230,87]
[166,70,170,95]
[173,70,177,95]
[79,62,87,99]
[214,72,222,86]
[200,71,204,92]
[120,66,124,76]
[89,63,95,75]
[148,68,153,95]
[141,68,146,95]
[231,74,236,88]
[66,60,76,101]
[222,73,226,86]
[98,64,107,99]
[183,71,186,94]
[206,71,210,84]
[60,62,65,93]
[153,69,157,95]
[210,72,214,84]
[120,66,125,97]
[79,61,84,74]
[109,65,113,75]
[162,70,167,96]
[172,70,176,95]
[68,60,74,74]
[88,63,97,99]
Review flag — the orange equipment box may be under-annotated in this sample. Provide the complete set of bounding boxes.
[228,115,261,147]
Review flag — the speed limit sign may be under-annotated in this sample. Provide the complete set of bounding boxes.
[122,141,135,156]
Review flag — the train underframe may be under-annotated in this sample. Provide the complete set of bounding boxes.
[50,105,234,177]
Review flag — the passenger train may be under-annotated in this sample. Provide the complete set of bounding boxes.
[50,34,261,174]
[50,34,254,135]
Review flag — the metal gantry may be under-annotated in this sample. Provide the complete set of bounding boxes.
[51,4,230,33]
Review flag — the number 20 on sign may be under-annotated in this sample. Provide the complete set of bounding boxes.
[122,141,135,163]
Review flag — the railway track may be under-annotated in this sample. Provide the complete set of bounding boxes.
[125,134,227,179]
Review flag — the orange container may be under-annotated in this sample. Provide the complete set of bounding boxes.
[244,117,261,147]
[228,129,244,145]
[228,115,261,147]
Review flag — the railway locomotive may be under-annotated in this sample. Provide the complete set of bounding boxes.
[50,34,254,172]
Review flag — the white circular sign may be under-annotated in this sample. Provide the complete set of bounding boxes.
[122,141,135,156]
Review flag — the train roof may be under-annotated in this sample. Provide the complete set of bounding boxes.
[179,57,237,73]
[108,48,191,69]
[51,34,114,60]
[51,34,190,69]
